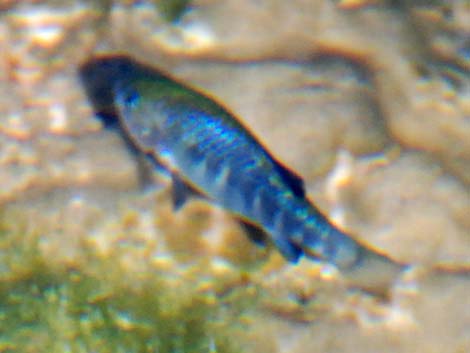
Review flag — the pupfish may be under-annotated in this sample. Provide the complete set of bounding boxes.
[80,56,403,286]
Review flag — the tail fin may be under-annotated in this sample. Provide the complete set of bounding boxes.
[342,247,405,291]
[302,225,404,290]
[301,224,362,269]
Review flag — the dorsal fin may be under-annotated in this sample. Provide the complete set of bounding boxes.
[269,156,306,198]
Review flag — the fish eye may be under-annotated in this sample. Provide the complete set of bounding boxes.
[122,88,140,108]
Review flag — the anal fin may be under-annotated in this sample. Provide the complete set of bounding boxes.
[272,234,303,263]
[238,219,268,247]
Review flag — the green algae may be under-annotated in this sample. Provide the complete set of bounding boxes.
[0,274,239,353]
[0,209,243,353]
[0,210,45,283]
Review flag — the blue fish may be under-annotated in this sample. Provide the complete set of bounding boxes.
[80,56,402,280]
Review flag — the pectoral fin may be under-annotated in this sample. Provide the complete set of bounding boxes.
[171,174,206,210]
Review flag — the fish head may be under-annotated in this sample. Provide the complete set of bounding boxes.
[79,56,133,116]
[80,56,170,151]
[113,70,167,151]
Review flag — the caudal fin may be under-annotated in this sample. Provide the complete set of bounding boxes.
[342,246,405,291]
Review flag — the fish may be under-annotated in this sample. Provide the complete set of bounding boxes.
[80,56,403,284]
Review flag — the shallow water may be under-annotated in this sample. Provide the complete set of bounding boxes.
[0,1,469,352]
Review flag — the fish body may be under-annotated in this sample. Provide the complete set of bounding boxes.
[80,56,401,276]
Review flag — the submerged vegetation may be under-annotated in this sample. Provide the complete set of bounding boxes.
[0,274,239,353]
[0,208,244,353]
